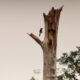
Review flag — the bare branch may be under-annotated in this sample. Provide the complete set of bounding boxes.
[27,33,43,47]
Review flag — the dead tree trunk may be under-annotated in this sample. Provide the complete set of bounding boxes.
[28,7,63,80]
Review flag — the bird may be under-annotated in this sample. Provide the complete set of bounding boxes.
[39,28,43,36]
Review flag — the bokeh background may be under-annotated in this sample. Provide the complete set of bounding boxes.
[0,0,80,80]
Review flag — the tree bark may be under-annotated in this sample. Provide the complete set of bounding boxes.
[28,6,63,80]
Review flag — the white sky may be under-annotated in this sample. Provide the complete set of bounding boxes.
[0,0,80,80]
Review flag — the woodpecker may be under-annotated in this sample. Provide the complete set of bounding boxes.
[39,28,43,36]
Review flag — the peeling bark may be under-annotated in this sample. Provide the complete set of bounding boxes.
[28,6,63,80]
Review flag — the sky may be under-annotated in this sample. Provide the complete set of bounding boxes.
[0,0,80,80]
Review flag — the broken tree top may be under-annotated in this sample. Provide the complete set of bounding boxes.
[43,6,63,26]
[43,6,63,17]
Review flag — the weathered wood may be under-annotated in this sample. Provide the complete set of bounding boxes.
[28,6,63,80]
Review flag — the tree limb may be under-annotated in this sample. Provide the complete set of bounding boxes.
[27,33,43,47]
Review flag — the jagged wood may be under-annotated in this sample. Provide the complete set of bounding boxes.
[28,6,63,80]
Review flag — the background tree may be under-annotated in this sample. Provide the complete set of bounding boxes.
[30,77,35,80]
[57,47,80,80]
[28,7,63,80]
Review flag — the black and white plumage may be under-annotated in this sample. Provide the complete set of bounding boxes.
[39,28,43,36]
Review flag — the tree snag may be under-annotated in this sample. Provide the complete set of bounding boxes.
[28,6,63,80]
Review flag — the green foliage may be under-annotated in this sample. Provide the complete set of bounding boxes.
[30,77,35,80]
[57,47,80,80]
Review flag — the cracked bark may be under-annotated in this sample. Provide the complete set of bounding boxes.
[28,6,63,80]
